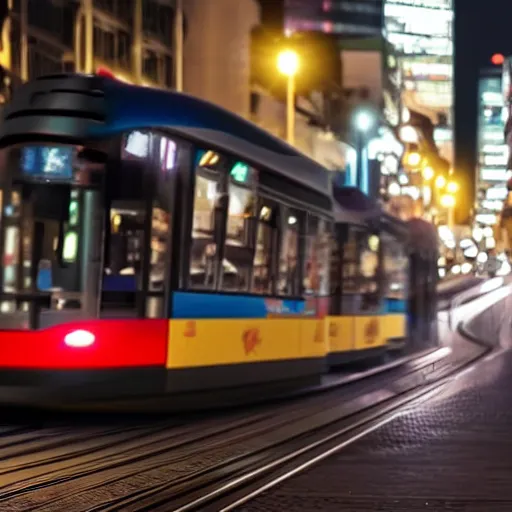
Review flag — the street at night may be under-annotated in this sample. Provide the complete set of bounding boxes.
[0,0,510,510]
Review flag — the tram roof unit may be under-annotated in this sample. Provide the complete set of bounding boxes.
[0,73,332,200]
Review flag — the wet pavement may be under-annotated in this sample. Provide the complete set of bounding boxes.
[245,348,512,511]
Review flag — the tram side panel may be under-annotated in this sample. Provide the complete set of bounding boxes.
[327,226,394,366]
[165,292,327,393]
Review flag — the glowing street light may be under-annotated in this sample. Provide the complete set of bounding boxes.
[441,193,456,228]
[277,49,300,145]
[277,49,299,77]
[406,152,421,167]
[353,109,375,189]
[447,181,459,194]
[435,175,446,189]
[354,110,374,133]
[440,194,455,208]
[423,166,435,181]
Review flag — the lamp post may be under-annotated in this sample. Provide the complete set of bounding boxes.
[175,0,183,92]
[441,193,456,229]
[353,109,374,189]
[277,49,299,145]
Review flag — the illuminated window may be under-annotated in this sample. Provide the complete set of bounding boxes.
[190,170,220,289]
[222,162,257,292]
[278,210,302,296]
[382,233,408,300]
[303,217,330,297]
[341,227,380,311]
[252,202,277,295]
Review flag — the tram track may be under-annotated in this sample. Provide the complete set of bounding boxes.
[0,344,448,487]
[0,347,448,509]
[0,329,485,511]
[163,332,493,512]
[0,281,493,512]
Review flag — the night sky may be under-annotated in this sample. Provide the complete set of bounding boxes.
[454,0,512,221]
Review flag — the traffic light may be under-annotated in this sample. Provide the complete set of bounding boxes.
[492,53,505,66]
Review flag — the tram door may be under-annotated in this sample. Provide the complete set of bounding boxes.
[100,131,174,319]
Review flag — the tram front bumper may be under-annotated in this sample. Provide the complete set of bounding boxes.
[0,366,167,405]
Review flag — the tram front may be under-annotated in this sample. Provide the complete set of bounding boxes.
[0,75,172,399]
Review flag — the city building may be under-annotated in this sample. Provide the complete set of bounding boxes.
[0,0,260,119]
[284,0,383,38]
[384,0,454,163]
[475,65,508,232]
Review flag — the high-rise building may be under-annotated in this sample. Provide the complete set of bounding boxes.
[384,0,453,163]
[475,66,508,228]
[285,0,383,38]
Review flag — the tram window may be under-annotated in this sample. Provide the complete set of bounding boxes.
[252,201,277,294]
[304,216,331,297]
[189,152,224,290]
[104,135,148,284]
[341,227,359,293]
[303,216,318,296]
[329,229,342,294]
[278,210,302,296]
[317,219,330,296]
[342,227,379,296]
[103,131,176,318]
[221,162,257,292]
[381,233,408,300]
[147,134,174,294]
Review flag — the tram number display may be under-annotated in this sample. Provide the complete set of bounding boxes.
[21,146,74,180]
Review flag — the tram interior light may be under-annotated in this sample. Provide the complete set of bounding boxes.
[125,131,149,158]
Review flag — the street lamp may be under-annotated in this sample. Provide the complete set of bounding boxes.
[447,181,458,194]
[405,152,421,167]
[355,110,373,133]
[423,166,435,181]
[441,193,456,229]
[435,175,446,189]
[440,194,455,208]
[277,49,299,145]
[353,109,375,189]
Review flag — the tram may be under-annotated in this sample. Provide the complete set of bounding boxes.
[0,73,439,404]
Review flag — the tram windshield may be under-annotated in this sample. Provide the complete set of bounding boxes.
[0,132,174,329]
[0,142,106,329]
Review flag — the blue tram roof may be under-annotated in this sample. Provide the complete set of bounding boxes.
[0,74,332,199]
